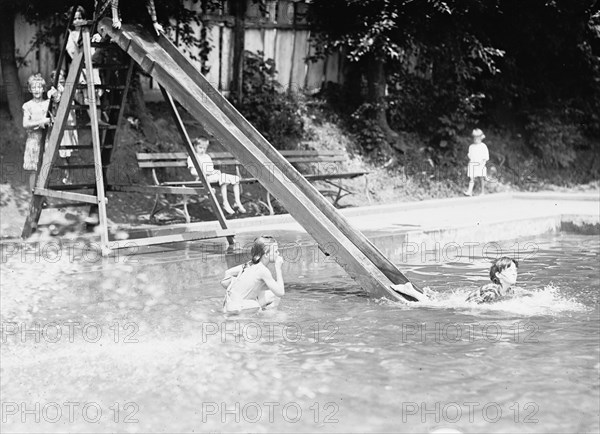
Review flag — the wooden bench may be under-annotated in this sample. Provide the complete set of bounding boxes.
[114,150,370,222]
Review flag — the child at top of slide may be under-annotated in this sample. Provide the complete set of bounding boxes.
[221,236,285,314]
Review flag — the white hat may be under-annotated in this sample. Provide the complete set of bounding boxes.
[472,128,485,139]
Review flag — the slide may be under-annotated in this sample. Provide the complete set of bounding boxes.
[99,19,425,302]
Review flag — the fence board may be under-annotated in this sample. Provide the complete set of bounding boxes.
[290,29,309,93]
[263,28,276,61]
[10,3,345,98]
[274,30,295,89]
[244,28,264,56]
[205,24,221,88]
[220,26,233,91]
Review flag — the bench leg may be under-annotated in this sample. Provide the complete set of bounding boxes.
[365,175,372,204]
[150,193,161,222]
[333,185,343,207]
[182,196,191,224]
[266,191,274,215]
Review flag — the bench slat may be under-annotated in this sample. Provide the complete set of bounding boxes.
[137,150,346,161]
[110,185,208,195]
[139,161,188,168]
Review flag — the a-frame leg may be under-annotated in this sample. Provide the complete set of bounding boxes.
[22,51,84,239]
[87,58,134,227]
[81,26,110,253]
[159,85,234,245]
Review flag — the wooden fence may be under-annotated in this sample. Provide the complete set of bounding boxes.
[2,0,345,103]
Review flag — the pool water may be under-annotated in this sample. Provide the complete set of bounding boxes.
[1,233,598,433]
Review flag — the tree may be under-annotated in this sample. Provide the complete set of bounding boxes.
[0,0,210,138]
[308,0,503,155]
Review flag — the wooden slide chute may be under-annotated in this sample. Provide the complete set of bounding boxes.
[98,19,422,301]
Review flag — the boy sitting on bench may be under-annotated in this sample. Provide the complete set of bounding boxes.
[187,138,246,215]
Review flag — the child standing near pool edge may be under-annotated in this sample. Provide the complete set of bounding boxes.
[222,236,284,314]
[464,128,489,196]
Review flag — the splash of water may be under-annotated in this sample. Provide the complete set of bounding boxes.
[418,284,590,316]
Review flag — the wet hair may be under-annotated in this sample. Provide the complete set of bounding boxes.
[249,236,276,264]
[489,257,518,284]
[27,74,46,91]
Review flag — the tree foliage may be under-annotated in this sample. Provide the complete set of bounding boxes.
[308,0,600,166]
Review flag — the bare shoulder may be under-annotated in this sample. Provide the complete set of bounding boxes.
[256,263,273,279]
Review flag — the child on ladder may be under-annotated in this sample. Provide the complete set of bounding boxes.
[188,137,246,215]
[66,5,107,126]
[22,74,52,192]
[48,69,78,185]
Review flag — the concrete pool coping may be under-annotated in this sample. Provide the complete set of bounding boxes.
[119,191,600,237]
[1,191,597,294]
[115,190,599,246]
[2,191,598,254]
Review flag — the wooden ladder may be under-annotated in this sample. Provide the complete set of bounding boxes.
[21,15,235,255]
[21,20,133,255]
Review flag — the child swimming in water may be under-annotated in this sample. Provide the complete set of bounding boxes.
[222,236,285,314]
[465,256,523,304]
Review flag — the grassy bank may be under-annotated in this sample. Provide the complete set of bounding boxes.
[0,98,598,239]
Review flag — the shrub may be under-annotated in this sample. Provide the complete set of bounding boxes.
[230,51,304,149]
[524,111,584,168]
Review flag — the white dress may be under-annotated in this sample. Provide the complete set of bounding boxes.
[467,142,489,178]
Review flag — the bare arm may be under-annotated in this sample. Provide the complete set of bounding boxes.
[259,259,284,297]
[146,0,163,34]
[220,264,244,288]
[22,106,49,130]
[111,0,121,28]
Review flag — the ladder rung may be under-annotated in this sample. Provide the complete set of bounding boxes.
[34,188,97,204]
[44,202,92,208]
[47,184,98,190]
[92,63,130,70]
[53,164,101,169]
[71,104,121,110]
[64,124,118,130]
[91,42,112,48]
[58,145,113,150]
[75,84,126,90]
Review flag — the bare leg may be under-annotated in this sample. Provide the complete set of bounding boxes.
[232,183,246,213]
[29,172,36,192]
[63,157,71,184]
[220,184,234,214]
[480,177,485,195]
[464,179,474,196]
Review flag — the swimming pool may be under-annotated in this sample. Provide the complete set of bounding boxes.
[1,233,598,433]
